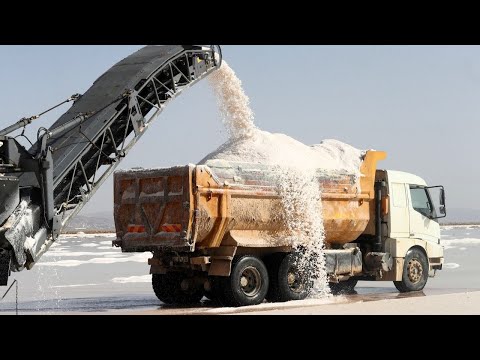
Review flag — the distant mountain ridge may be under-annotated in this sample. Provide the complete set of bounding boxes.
[65,211,114,232]
[439,208,480,224]
[66,208,480,232]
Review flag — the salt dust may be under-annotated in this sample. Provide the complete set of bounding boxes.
[206,62,366,297]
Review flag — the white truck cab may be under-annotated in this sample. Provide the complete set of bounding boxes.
[376,170,445,291]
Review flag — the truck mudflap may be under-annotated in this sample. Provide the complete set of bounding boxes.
[113,165,196,252]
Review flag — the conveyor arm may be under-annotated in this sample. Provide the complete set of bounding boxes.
[0,45,222,285]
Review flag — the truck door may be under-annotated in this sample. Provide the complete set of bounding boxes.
[389,182,410,238]
[407,186,439,242]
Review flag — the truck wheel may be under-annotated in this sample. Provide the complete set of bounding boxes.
[329,278,358,295]
[152,273,203,305]
[223,255,269,307]
[152,273,175,304]
[0,250,11,286]
[394,247,428,293]
[204,276,225,304]
[266,253,311,302]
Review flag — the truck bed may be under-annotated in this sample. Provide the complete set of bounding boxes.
[113,151,386,253]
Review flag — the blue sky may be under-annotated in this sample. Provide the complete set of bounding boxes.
[0,45,478,214]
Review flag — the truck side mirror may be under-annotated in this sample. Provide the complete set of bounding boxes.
[440,188,445,206]
[439,188,446,215]
[426,185,446,219]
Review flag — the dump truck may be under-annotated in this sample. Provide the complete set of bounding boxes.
[113,150,447,307]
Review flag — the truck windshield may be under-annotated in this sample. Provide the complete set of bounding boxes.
[409,185,446,220]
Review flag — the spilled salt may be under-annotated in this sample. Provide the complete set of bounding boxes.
[111,275,151,284]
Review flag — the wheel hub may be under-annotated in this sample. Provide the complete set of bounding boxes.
[407,259,423,284]
[287,269,304,293]
[287,272,296,286]
[240,266,262,297]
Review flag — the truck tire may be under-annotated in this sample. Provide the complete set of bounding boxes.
[0,250,10,286]
[203,289,215,302]
[152,273,175,304]
[266,253,311,302]
[329,278,358,295]
[152,273,203,305]
[204,276,226,304]
[223,255,269,307]
[394,247,429,293]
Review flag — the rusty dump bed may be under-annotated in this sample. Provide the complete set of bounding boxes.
[114,166,195,252]
[114,151,386,253]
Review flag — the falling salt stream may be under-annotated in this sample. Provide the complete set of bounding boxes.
[207,61,366,297]
[207,60,257,139]
[34,242,62,312]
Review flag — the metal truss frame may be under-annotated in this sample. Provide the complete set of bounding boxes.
[53,46,222,229]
